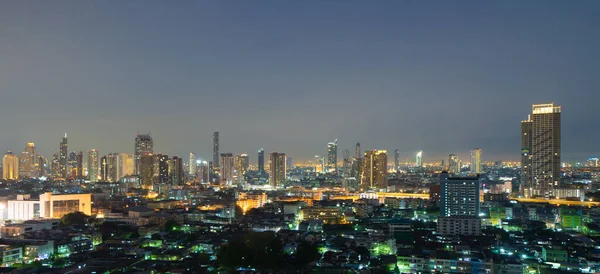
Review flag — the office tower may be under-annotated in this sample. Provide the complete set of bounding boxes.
[170,156,184,185]
[118,153,134,179]
[327,139,338,172]
[19,143,36,178]
[342,149,351,179]
[470,148,482,174]
[3,151,19,180]
[189,152,197,175]
[134,133,153,175]
[439,172,480,217]
[152,154,169,185]
[37,156,46,177]
[588,158,599,167]
[521,103,561,198]
[416,151,423,167]
[235,154,250,184]
[220,153,234,186]
[59,133,68,178]
[269,152,286,188]
[140,153,154,189]
[258,148,265,174]
[208,161,216,183]
[198,161,209,183]
[106,153,118,182]
[351,157,363,180]
[394,149,400,172]
[76,151,83,180]
[88,149,99,183]
[355,143,361,159]
[51,153,59,178]
[359,149,388,191]
[100,156,108,181]
[448,154,461,174]
[68,151,77,178]
[213,132,219,167]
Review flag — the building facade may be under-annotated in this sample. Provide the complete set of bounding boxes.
[360,150,387,191]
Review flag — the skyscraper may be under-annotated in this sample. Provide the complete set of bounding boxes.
[416,151,423,167]
[360,149,388,191]
[134,133,153,175]
[470,148,482,174]
[51,153,59,178]
[68,151,77,178]
[118,153,134,179]
[59,133,68,178]
[342,149,351,179]
[394,149,400,172]
[440,172,480,217]
[354,143,361,159]
[198,161,209,183]
[258,148,265,174]
[107,153,118,182]
[213,132,219,167]
[448,154,461,174]
[88,149,99,183]
[521,103,561,198]
[3,151,19,180]
[76,151,83,180]
[153,154,169,185]
[327,139,338,172]
[189,152,197,176]
[140,153,154,189]
[220,153,234,186]
[170,156,184,185]
[269,152,286,188]
[235,154,249,185]
[100,156,108,181]
[19,143,36,178]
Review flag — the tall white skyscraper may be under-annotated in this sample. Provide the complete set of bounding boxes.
[189,152,197,175]
[416,151,423,167]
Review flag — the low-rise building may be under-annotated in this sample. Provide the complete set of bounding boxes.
[437,216,481,236]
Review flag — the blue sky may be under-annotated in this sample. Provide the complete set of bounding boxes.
[0,1,598,163]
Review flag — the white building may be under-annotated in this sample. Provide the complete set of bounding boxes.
[7,193,91,221]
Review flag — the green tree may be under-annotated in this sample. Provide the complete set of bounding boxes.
[164,220,179,232]
[293,241,319,268]
[60,212,88,227]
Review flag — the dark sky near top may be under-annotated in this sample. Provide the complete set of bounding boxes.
[0,1,599,163]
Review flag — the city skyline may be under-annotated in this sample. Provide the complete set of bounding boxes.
[1,2,599,162]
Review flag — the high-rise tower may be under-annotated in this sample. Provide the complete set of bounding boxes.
[189,152,197,176]
[59,133,68,178]
[521,103,561,198]
[470,148,482,174]
[213,132,219,167]
[3,151,19,180]
[448,154,461,174]
[360,149,387,191]
[269,152,286,188]
[134,133,153,175]
[327,139,338,172]
[354,143,361,159]
[88,149,99,183]
[19,143,36,178]
[394,149,400,172]
[258,148,265,174]
[219,153,234,186]
[416,151,423,167]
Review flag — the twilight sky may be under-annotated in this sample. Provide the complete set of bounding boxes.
[0,1,599,163]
